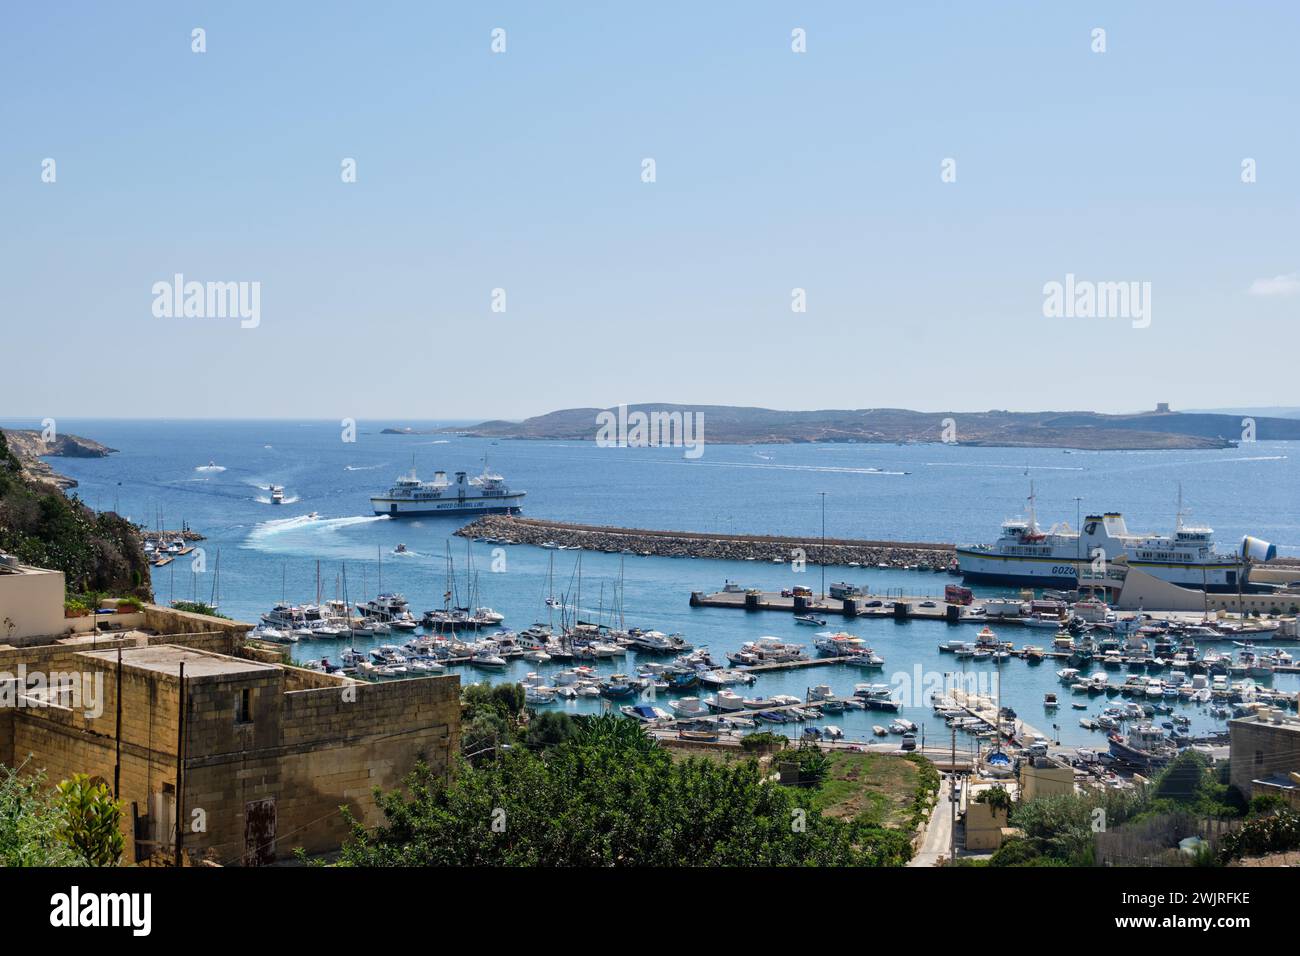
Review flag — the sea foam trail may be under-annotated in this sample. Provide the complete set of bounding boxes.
[246,513,387,545]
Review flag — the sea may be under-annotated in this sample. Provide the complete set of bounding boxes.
[6,417,1299,750]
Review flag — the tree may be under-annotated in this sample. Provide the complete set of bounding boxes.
[341,717,908,866]
[0,764,80,866]
[54,774,124,866]
[525,711,577,750]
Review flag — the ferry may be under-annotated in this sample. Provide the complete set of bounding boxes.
[956,484,1268,592]
[370,464,525,517]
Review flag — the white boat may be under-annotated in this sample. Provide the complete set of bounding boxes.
[357,593,420,631]
[371,464,525,517]
[470,645,508,668]
[957,483,1263,592]
[670,697,708,718]
[525,685,556,705]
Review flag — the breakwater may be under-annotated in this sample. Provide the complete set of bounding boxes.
[455,515,955,569]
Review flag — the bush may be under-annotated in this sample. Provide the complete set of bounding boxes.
[740,732,787,753]
[1218,808,1300,862]
[54,774,123,866]
[525,711,577,750]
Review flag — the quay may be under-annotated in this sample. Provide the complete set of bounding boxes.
[457,514,955,570]
[690,587,977,622]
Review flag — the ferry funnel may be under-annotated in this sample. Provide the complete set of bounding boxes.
[1241,536,1276,562]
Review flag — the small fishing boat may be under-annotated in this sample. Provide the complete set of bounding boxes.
[794,614,827,626]
[872,725,889,737]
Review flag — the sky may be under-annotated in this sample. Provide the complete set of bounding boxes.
[2,1,1297,421]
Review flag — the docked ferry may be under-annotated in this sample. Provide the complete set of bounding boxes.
[370,466,525,517]
[956,485,1268,592]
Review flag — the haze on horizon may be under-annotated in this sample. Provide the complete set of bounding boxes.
[3,2,1297,421]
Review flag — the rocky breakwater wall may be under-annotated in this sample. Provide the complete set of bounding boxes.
[456,516,956,569]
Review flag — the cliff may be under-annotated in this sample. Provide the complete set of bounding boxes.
[0,429,118,490]
[0,432,151,599]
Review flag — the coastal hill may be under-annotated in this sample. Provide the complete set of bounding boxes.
[0,431,151,598]
[0,428,117,490]
[419,405,1300,451]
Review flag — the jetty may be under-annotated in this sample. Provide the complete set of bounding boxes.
[457,515,955,570]
[690,588,977,622]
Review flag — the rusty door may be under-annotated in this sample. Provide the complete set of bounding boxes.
[243,798,277,866]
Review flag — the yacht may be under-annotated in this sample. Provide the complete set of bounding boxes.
[371,464,525,517]
[728,637,807,666]
[813,632,866,657]
[270,485,285,505]
[357,593,420,631]
[624,629,692,654]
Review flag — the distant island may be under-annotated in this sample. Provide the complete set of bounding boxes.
[387,404,1300,451]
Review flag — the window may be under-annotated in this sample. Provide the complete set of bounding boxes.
[236,687,253,724]
[1255,750,1264,767]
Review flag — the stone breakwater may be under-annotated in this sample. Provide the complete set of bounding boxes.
[456,516,956,570]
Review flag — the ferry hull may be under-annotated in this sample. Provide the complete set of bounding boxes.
[371,495,524,517]
[958,552,1248,593]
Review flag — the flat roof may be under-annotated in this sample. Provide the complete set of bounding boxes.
[79,644,277,679]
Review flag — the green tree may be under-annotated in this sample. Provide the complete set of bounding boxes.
[54,774,124,866]
[525,711,577,750]
[0,764,80,866]
[341,717,908,866]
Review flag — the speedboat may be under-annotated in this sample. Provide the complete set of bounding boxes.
[469,647,507,669]
[794,614,827,626]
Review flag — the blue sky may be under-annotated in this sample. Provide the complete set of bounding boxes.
[2,2,1297,420]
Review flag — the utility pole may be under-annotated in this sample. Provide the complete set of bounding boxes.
[174,662,186,868]
[819,492,826,601]
[113,646,123,799]
[950,727,957,861]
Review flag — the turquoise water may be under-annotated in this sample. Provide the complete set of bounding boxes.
[9,418,1298,748]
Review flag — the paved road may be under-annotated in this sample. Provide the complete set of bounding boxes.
[909,774,955,867]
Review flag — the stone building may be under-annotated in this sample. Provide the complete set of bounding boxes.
[1229,708,1300,805]
[0,563,459,865]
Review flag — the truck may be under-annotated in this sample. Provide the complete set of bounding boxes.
[944,584,974,606]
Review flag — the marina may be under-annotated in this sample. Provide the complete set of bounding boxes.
[35,420,1300,759]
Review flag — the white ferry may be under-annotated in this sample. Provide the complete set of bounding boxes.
[370,465,525,517]
[957,484,1269,593]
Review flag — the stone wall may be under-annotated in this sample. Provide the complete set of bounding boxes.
[1230,714,1300,796]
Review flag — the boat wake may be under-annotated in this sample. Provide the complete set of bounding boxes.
[923,462,1086,471]
[344,464,384,471]
[195,464,226,472]
[245,513,389,547]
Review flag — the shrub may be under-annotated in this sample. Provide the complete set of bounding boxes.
[54,774,124,866]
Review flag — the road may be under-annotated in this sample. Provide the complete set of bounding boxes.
[909,774,955,867]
